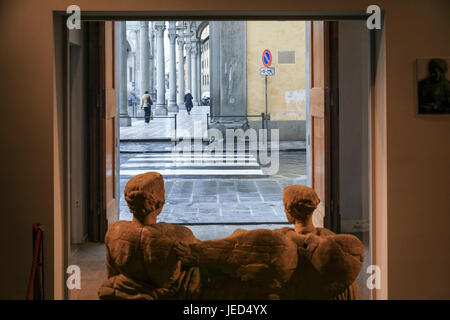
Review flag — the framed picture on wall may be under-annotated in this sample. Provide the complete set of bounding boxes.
[416,58,450,114]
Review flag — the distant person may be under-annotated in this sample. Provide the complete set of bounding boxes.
[141,90,154,123]
[184,90,193,115]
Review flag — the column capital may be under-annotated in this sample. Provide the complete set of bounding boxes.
[191,38,199,54]
[184,33,191,51]
[168,21,177,41]
[176,22,185,42]
[184,32,192,42]
[168,33,177,43]
[176,37,184,48]
[154,21,166,33]
[150,29,155,40]
[176,21,186,32]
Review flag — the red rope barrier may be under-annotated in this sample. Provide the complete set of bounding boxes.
[26,222,44,300]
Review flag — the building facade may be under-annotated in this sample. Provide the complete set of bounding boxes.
[120,20,307,140]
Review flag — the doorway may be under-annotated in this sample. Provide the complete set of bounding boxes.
[66,17,372,300]
[117,20,309,231]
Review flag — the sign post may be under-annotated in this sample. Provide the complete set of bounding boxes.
[265,75,268,127]
[261,49,274,137]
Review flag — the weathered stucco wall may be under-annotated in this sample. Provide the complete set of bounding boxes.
[246,21,306,121]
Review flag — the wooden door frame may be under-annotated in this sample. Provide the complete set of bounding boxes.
[88,19,341,235]
[86,21,118,242]
[102,21,119,230]
[75,15,368,239]
[328,21,340,232]
[86,21,108,242]
[82,18,351,236]
[308,21,340,233]
[53,8,385,298]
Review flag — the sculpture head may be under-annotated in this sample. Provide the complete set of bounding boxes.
[283,185,320,230]
[124,172,165,224]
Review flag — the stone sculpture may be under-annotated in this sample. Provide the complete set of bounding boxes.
[98,172,364,300]
[278,185,363,299]
[175,185,364,299]
[98,172,202,299]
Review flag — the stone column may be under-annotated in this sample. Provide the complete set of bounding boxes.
[154,21,168,115]
[135,29,140,98]
[191,37,199,106]
[176,21,186,109]
[149,22,156,100]
[197,39,202,102]
[184,26,192,95]
[209,22,220,117]
[209,21,247,119]
[117,22,131,126]
[139,22,150,96]
[167,21,178,112]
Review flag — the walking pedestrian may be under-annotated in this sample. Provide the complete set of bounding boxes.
[141,91,154,124]
[184,90,193,115]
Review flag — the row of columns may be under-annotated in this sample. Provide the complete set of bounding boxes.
[118,21,205,125]
[175,21,202,107]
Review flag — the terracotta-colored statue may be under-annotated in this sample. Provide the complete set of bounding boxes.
[277,185,364,299]
[98,172,202,299]
[175,185,364,299]
[99,172,364,300]
[173,226,299,299]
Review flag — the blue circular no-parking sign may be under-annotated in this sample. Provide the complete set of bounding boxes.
[262,49,272,67]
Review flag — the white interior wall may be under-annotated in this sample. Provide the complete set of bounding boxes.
[338,21,370,233]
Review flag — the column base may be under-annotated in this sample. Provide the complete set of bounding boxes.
[178,103,186,110]
[193,100,200,106]
[154,105,168,115]
[120,116,132,127]
[168,103,179,113]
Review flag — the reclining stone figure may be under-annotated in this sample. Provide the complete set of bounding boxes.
[175,185,364,299]
[98,172,364,300]
[98,172,296,299]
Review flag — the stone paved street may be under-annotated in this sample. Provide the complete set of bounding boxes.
[119,103,308,224]
[119,151,307,223]
[120,152,265,177]
[120,106,210,140]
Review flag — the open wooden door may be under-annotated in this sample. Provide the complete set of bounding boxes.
[102,21,118,232]
[88,21,118,242]
[309,21,340,231]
